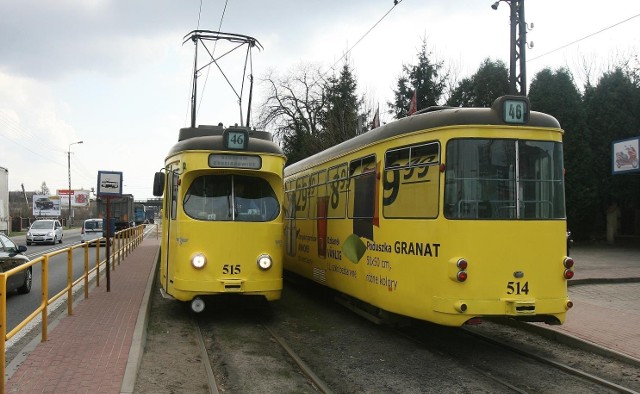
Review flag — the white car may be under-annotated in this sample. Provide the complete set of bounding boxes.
[80,218,105,245]
[26,219,64,245]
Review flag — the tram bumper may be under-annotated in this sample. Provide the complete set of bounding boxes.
[168,277,283,301]
[432,296,571,325]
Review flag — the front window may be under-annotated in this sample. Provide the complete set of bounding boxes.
[31,221,53,230]
[444,139,565,219]
[184,175,280,222]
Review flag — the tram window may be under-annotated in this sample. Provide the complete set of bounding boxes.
[348,155,376,220]
[183,175,280,222]
[444,139,565,220]
[327,163,348,218]
[170,171,178,220]
[295,176,309,219]
[383,143,440,219]
[285,191,296,219]
[307,170,327,219]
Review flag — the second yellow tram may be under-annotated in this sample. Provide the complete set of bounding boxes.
[282,96,574,327]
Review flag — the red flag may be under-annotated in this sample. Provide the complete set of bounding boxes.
[408,90,417,115]
[371,106,380,129]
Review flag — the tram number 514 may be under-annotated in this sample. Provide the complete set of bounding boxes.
[506,281,529,295]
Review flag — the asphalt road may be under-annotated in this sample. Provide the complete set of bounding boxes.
[7,230,106,332]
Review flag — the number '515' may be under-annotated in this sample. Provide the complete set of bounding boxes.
[223,264,241,275]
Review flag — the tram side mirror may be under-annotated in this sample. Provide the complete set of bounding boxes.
[153,172,165,197]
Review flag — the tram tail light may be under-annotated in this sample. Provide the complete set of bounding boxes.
[456,258,468,282]
[563,257,574,279]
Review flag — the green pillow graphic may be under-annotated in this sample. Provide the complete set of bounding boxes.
[342,233,366,263]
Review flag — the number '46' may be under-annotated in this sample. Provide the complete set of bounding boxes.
[506,281,529,295]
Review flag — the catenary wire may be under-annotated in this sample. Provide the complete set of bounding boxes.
[528,12,640,62]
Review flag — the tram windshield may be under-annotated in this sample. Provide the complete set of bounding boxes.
[444,139,565,220]
[184,175,280,222]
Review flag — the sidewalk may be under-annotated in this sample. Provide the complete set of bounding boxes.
[537,244,640,363]
[5,235,159,393]
[3,241,639,393]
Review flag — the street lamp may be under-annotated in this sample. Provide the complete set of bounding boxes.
[67,140,83,227]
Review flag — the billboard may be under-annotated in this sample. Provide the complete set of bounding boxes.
[57,189,91,207]
[612,137,639,174]
[33,194,61,217]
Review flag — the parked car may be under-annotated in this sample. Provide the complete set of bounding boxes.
[81,218,105,245]
[0,233,31,294]
[26,219,63,245]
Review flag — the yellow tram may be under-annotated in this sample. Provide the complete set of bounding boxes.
[153,126,285,311]
[283,96,574,327]
[152,30,285,312]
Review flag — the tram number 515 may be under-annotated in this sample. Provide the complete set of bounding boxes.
[506,281,529,295]
[223,264,241,275]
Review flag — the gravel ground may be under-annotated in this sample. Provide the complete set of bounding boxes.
[134,276,640,393]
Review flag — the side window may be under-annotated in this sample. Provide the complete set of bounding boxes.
[309,170,327,219]
[327,163,348,218]
[348,155,376,219]
[295,176,309,219]
[170,170,178,220]
[383,142,440,219]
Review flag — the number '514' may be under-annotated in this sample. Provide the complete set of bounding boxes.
[506,281,529,295]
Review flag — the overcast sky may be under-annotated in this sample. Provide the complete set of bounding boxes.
[1,0,638,200]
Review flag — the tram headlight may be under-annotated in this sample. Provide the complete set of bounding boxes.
[257,254,272,270]
[191,253,207,269]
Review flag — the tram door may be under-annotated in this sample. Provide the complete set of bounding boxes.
[163,169,179,292]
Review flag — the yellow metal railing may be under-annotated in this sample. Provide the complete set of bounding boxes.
[0,224,151,393]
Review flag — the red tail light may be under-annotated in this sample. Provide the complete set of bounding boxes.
[457,271,468,282]
[456,258,468,270]
[563,257,574,269]
[563,269,574,279]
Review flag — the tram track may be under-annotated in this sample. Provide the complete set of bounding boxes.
[136,278,640,393]
[396,319,640,394]
[191,310,331,394]
[187,296,328,394]
[461,326,639,394]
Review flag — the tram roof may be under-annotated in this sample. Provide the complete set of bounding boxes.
[285,102,561,175]
[167,125,284,156]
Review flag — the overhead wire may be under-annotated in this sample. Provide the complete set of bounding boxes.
[318,0,404,83]
[196,0,230,118]
[528,12,640,62]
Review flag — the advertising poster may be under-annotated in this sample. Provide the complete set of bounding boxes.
[612,137,639,174]
[33,194,61,217]
[57,190,91,207]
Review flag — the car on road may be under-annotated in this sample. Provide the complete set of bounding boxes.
[26,219,64,245]
[0,233,32,294]
[80,218,105,245]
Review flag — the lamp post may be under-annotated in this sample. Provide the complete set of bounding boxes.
[67,140,83,227]
[491,0,529,96]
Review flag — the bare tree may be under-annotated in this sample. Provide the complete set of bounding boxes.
[257,63,328,163]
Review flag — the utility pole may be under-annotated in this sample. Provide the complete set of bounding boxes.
[67,141,83,227]
[492,0,530,96]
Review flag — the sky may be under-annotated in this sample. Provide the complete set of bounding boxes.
[1,0,638,200]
